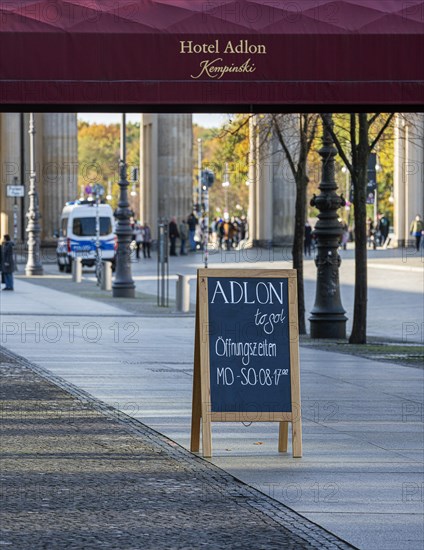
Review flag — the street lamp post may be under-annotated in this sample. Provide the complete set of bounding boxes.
[341,165,351,227]
[197,138,202,218]
[112,114,135,298]
[222,162,230,216]
[309,113,347,339]
[25,113,43,276]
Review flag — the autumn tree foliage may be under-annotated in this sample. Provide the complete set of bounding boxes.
[78,121,140,210]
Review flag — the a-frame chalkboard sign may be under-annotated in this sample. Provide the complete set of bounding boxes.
[190,269,302,458]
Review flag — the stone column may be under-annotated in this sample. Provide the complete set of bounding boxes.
[405,114,424,238]
[140,113,158,237]
[247,115,257,244]
[140,114,192,239]
[0,113,21,238]
[42,113,78,241]
[394,113,424,247]
[250,115,296,247]
[157,113,192,222]
[251,120,272,247]
[270,117,296,245]
[394,115,406,246]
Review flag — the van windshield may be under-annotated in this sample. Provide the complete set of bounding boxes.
[72,217,112,237]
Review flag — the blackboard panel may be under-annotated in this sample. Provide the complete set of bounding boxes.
[207,277,291,413]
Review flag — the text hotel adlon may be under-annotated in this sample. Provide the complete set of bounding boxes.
[179,39,267,80]
[180,40,267,55]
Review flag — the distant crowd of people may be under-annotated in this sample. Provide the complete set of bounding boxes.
[134,211,424,261]
[211,216,248,250]
[305,212,403,255]
[160,213,249,257]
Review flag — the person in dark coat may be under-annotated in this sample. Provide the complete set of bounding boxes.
[2,235,15,290]
[187,213,198,251]
[169,217,179,256]
[142,222,152,259]
[304,222,313,256]
[410,215,424,252]
[179,219,188,255]
[377,213,390,246]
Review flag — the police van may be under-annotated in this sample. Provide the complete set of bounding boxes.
[56,200,116,272]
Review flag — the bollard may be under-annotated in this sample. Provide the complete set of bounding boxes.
[72,257,82,283]
[101,260,112,291]
[176,274,190,313]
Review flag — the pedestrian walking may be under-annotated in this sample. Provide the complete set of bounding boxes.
[239,216,247,241]
[410,214,424,251]
[223,218,232,250]
[142,222,152,258]
[187,213,198,251]
[0,242,4,288]
[217,219,225,249]
[377,213,390,246]
[1,235,15,290]
[341,222,349,250]
[169,217,179,256]
[211,218,218,246]
[367,217,376,249]
[134,223,143,260]
[304,222,312,256]
[179,219,188,255]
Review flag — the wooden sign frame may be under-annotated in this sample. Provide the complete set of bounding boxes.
[190,269,302,458]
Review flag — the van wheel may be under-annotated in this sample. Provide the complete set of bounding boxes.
[65,259,72,273]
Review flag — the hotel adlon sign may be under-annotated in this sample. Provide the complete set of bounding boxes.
[179,39,266,80]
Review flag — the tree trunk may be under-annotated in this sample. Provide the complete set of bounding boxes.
[349,119,369,344]
[292,174,308,335]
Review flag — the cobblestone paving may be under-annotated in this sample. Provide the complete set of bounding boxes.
[0,348,356,550]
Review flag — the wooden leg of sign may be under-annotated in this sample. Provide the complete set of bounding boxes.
[278,422,289,452]
[198,274,212,458]
[190,355,201,452]
[201,414,212,458]
[288,275,302,458]
[292,415,303,458]
[190,294,201,453]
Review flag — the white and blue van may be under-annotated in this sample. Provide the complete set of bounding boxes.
[56,200,116,272]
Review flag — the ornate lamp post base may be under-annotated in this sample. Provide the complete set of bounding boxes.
[310,314,347,340]
[309,113,347,339]
[112,281,135,298]
[25,265,44,276]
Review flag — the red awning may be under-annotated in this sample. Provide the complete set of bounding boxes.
[0,0,423,107]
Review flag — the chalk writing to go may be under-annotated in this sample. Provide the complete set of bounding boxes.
[217,367,289,386]
[254,307,286,335]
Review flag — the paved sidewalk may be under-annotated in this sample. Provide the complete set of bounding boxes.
[1,278,423,550]
[19,244,424,342]
[0,349,354,550]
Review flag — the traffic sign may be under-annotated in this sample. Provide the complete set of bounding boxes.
[93,184,105,196]
[6,185,24,197]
